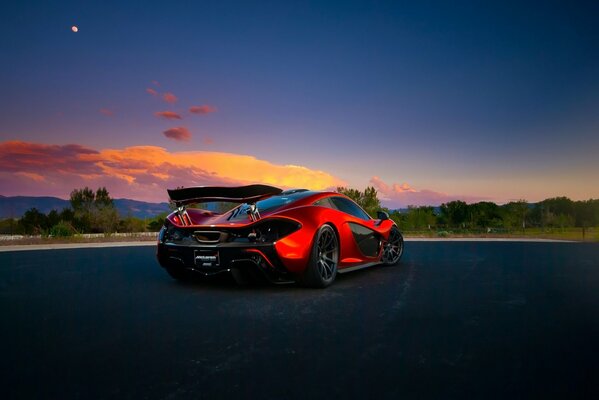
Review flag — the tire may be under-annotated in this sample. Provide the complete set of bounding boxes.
[381,226,404,266]
[299,224,339,288]
[165,265,192,282]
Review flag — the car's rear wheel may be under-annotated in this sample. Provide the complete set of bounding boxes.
[300,224,339,288]
[382,226,404,265]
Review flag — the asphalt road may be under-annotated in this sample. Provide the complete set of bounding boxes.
[1,242,598,399]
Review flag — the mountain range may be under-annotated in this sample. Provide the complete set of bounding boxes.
[0,195,170,219]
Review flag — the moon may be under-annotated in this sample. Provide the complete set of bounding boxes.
[71,26,78,33]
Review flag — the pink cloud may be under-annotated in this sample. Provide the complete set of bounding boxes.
[202,137,214,145]
[163,126,191,141]
[369,176,486,208]
[0,140,345,202]
[146,88,158,96]
[99,108,114,116]
[154,111,182,120]
[0,141,102,176]
[163,92,178,104]
[189,105,217,115]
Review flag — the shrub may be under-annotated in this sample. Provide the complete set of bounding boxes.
[49,221,76,237]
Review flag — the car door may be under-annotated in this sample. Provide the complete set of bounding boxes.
[329,197,380,258]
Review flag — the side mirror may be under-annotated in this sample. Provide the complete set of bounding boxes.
[377,211,389,221]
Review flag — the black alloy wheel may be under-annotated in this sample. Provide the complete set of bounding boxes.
[301,224,339,288]
[382,226,404,265]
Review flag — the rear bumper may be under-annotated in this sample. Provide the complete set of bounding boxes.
[156,241,293,283]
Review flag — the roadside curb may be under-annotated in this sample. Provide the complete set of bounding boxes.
[0,241,156,252]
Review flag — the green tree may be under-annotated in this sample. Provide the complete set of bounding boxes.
[59,208,75,223]
[469,202,502,229]
[118,216,147,233]
[94,187,118,233]
[336,186,382,217]
[405,206,436,230]
[147,212,169,232]
[502,200,529,230]
[336,187,362,204]
[69,186,118,233]
[533,197,575,228]
[19,208,49,235]
[47,209,60,228]
[574,199,599,227]
[0,218,24,235]
[440,200,468,228]
[361,186,382,217]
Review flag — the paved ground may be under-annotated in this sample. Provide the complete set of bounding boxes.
[1,242,598,399]
[0,237,572,252]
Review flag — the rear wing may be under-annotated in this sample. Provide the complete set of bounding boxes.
[167,184,283,206]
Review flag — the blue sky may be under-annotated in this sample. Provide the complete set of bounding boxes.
[1,0,598,205]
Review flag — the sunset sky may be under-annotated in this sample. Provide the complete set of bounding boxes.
[1,1,598,207]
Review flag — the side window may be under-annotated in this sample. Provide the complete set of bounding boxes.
[313,197,337,210]
[330,197,371,220]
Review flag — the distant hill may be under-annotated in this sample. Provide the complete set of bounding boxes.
[0,195,170,219]
[112,198,171,219]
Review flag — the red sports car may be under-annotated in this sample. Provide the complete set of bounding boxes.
[156,184,404,287]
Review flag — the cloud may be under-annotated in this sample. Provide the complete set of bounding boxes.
[0,141,102,176]
[163,126,191,141]
[99,108,114,116]
[0,141,345,202]
[163,92,178,104]
[154,111,182,120]
[15,172,45,182]
[151,80,160,86]
[369,176,485,208]
[189,105,217,115]
[202,137,214,145]
[146,88,158,96]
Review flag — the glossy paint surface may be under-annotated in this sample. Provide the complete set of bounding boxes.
[164,191,397,273]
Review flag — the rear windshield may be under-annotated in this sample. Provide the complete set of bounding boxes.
[228,191,316,221]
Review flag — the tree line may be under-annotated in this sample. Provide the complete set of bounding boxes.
[0,187,165,236]
[1,186,597,236]
[337,187,599,231]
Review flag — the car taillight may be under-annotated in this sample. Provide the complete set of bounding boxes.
[162,221,189,243]
[251,219,301,243]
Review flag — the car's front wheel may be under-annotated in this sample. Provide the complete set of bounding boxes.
[382,226,404,265]
[299,224,339,288]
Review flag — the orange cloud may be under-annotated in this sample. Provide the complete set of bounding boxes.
[163,92,178,104]
[189,105,217,115]
[99,108,114,116]
[154,111,182,120]
[15,172,45,182]
[163,127,191,141]
[0,141,345,202]
[146,88,158,96]
[369,176,485,207]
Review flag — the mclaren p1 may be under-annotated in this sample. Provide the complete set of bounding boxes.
[156,184,404,287]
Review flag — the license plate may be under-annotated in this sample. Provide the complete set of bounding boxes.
[194,250,220,267]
